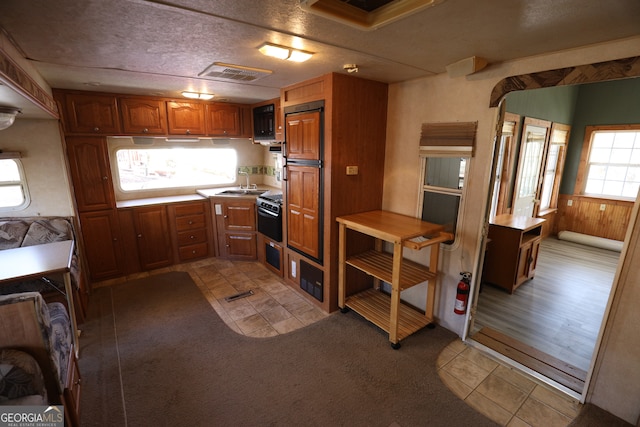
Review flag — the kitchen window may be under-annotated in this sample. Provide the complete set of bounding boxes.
[114,147,237,192]
[420,157,467,244]
[578,126,640,200]
[0,158,30,211]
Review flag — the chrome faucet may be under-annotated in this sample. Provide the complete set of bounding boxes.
[238,171,256,189]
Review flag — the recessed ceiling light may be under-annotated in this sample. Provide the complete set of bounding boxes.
[181,91,214,100]
[258,43,314,63]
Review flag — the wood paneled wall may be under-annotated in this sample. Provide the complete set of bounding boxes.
[556,194,633,241]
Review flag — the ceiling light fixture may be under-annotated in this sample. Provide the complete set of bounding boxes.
[258,43,314,63]
[0,107,21,131]
[181,91,214,100]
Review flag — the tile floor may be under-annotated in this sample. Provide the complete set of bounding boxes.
[437,340,582,426]
[96,257,581,426]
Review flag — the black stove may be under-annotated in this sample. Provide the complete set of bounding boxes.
[257,193,283,213]
[256,192,283,242]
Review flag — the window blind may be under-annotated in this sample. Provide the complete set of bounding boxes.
[419,121,477,157]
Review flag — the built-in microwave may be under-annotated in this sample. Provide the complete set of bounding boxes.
[252,104,275,141]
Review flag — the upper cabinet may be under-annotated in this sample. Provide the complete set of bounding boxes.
[119,97,167,135]
[206,103,241,136]
[167,101,206,135]
[56,91,122,135]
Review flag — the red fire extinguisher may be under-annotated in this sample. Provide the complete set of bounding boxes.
[454,272,471,315]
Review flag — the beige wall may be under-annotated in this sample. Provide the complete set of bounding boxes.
[383,36,640,423]
[0,119,74,217]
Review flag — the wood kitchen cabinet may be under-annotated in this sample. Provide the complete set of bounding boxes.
[65,136,116,212]
[205,103,241,136]
[280,73,388,312]
[482,214,545,294]
[167,101,206,135]
[79,209,123,280]
[212,199,257,259]
[119,97,167,135]
[168,200,211,263]
[131,205,173,270]
[55,90,122,135]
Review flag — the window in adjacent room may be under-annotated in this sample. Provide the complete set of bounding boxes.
[577,125,640,200]
[0,158,30,211]
[114,147,237,192]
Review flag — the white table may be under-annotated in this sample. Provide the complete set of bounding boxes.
[0,240,80,357]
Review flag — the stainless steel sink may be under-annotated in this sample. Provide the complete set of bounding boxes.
[217,189,267,196]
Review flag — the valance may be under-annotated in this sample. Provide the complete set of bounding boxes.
[419,121,477,157]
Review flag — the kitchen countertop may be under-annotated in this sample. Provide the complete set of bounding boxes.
[115,185,283,209]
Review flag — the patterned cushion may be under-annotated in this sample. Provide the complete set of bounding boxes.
[20,219,73,247]
[0,349,47,404]
[0,220,30,250]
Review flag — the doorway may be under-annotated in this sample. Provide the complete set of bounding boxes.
[466,57,640,400]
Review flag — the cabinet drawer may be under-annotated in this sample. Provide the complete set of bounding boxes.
[178,242,208,260]
[174,202,205,216]
[177,228,207,246]
[175,214,206,231]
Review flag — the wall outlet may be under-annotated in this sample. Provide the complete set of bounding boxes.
[567,199,573,206]
[600,204,606,211]
[291,260,297,278]
[346,165,358,175]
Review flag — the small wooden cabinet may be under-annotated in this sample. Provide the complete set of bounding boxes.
[167,101,206,135]
[212,199,257,259]
[130,205,173,270]
[63,348,82,427]
[206,103,241,136]
[66,137,115,212]
[169,201,211,262]
[56,91,121,134]
[482,214,545,293]
[119,97,167,135]
[79,209,123,280]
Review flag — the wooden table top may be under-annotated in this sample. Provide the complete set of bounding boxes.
[0,240,74,284]
[336,210,444,243]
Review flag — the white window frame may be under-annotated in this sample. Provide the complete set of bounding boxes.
[418,155,470,249]
[0,158,31,212]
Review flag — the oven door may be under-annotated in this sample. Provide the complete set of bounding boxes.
[257,206,282,242]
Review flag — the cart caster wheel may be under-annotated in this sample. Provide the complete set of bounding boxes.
[427,323,436,329]
[391,342,401,350]
[340,307,350,314]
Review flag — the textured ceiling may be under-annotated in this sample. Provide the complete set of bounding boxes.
[1,0,639,118]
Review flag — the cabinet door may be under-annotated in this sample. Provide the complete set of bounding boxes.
[133,205,173,270]
[62,93,121,134]
[225,233,257,258]
[206,103,241,136]
[167,102,206,135]
[79,210,123,280]
[120,97,167,135]
[66,137,115,212]
[223,202,256,231]
[285,110,321,161]
[287,165,321,260]
[515,239,541,288]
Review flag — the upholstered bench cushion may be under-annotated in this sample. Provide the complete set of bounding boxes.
[45,302,72,389]
[0,349,47,405]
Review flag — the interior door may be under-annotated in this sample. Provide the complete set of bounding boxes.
[512,118,551,217]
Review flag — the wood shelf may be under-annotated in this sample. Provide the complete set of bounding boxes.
[346,250,436,291]
[337,210,446,348]
[345,289,431,341]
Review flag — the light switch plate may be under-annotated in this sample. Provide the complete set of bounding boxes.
[346,165,358,175]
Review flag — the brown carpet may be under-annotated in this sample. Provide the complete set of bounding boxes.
[76,271,625,426]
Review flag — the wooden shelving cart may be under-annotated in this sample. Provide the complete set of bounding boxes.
[337,210,451,349]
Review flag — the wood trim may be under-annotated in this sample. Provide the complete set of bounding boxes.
[473,327,586,393]
[490,56,640,107]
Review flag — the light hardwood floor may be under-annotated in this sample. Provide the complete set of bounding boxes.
[472,237,620,372]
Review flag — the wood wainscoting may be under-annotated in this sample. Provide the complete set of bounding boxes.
[555,194,633,241]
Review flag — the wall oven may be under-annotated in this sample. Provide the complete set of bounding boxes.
[256,194,283,242]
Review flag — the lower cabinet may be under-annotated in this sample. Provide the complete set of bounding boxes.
[79,209,123,280]
[118,205,173,272]
[168,200,211,262]
[63,348,81,427]
[212,199,257,259]
[258,234,283,277]
[482,214,545,293]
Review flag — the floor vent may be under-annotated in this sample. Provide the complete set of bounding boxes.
[198,62,272,82]
[224,290,254,302]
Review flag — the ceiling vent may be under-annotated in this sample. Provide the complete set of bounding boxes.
[198,62,272,82]
[300,0,446,30]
